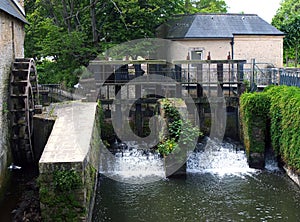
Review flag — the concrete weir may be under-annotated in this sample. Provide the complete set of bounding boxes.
[38,101,100,221]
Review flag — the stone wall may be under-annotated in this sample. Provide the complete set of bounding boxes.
[33,115,56,162]
[38,102,100,221]
[173,39,231,61]
[234,35,284,67]
[171,35,283,67]
[0,12,25,199]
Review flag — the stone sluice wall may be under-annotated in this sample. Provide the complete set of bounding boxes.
[38,102,101,221]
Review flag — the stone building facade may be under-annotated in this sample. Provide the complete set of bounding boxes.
[157,14,284,67]
[0,0,27,197]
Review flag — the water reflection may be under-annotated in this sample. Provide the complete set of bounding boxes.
[93,139,300,221]
[93,172,300,222]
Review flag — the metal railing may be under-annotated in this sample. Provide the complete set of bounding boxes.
[279,68,300,87]
[38,84,83,102]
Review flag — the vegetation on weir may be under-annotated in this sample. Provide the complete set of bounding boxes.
[157,99,202,156]
[240,92,270,154]
[240,86,300,172]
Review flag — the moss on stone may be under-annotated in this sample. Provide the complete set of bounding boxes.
[38,170,85,221]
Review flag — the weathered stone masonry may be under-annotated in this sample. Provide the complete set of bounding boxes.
[0,6,26,198]
[38,102,101,221]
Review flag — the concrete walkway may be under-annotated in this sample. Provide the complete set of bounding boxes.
[39,101,97,164]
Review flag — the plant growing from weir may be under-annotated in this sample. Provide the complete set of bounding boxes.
[157,99,202,157]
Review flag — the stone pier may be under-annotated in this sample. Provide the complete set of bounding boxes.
[38,101,100,221]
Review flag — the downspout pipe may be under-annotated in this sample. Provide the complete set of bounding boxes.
[230,37,234,59]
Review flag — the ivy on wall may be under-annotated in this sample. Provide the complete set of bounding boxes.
[240,92,270,154]
[240,86,300,172]
[157,99,202,156]
[38,169,85,221]
[265,86,300,171]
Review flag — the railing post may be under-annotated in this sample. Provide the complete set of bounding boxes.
[175,64,182,97]
[237,62,244,95]
[217,63,223,97]
[135,64,143,136]
[250,58,256,91]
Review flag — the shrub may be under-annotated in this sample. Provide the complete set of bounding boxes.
[240,86,300,172]
[53,170,82,191]
[157,99,202,156]
[265,86,300,170]
[240,92,270,154]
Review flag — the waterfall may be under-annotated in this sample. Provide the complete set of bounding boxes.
[100,141,165,183]
[264,147,280,172]
[187,137,257,176]
[100,138,258,183]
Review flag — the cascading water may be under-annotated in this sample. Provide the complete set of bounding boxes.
[100,137,260,181]
[94,138,300,222]
[187,137,257,176]
[100,141,165,183]
[264,147,280,172]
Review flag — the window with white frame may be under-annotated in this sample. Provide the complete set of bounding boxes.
[191,50,203,60]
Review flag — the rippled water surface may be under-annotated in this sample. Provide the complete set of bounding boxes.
[93,140,300,221]
[93,172,300,222]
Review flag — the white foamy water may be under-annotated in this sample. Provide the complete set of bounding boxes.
[100,138,259,183]
[100,141,165,183]
[187,138,258,177]
[264,149,280,172]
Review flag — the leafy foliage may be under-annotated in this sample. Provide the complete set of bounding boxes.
[264,86,300,171]
[240,86,300,171]
[240,92,270,154]
[24,0,228,87]
[183,0,227,13]
[157,138,178,156]
[157,99,202,156]
[193,0,227,13]
[272,0,300,65]
[39,169,85,221]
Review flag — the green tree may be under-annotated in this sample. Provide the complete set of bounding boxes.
[25,0,97,87]
[24,0,228,87]
[272,0,300,66]
[184,0,227,14]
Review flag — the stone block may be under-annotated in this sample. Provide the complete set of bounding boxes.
[248,152,265,169]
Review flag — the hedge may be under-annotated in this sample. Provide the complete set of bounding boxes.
[240,86,300,172]
[240,92,270,155]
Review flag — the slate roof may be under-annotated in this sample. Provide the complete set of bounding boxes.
[0,0,28,24]
[157,14,284,39]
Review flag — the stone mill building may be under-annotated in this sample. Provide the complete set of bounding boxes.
[0,0,27,195]
[157,14,284,67]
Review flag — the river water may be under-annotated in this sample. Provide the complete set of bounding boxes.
[92,139,300,222]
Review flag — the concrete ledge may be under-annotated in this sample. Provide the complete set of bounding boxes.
[38,101,100,221]
[39,102,97,164]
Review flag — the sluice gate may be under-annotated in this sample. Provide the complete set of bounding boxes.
[86,59,246,139]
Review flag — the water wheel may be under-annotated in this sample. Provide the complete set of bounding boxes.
[9,58,39,165]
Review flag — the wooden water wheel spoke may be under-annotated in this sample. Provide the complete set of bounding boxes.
[9,58,39,165]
